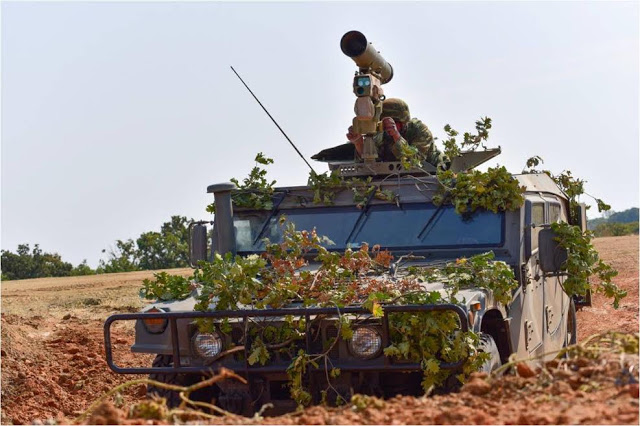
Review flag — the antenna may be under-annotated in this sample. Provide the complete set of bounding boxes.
[230,66,316,173]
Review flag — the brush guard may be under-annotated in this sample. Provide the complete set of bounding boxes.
[104,304,469,375]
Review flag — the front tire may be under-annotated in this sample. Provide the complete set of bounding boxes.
[477,334,502,374]
[565,299,577,347]
[147,355,191,407]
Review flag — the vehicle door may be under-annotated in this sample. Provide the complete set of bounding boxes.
[541,198,569,354]
[512,196,546,358]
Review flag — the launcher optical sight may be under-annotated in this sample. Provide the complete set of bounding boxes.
[341,31,394,162]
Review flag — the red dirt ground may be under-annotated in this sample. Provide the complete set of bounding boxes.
[1,236,637,425]
[577,236,639,338]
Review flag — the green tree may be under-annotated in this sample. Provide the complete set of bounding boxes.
[70,259,96,276]
[135,232,164,270]
[1,244,74,280]
[609,208,639,224]
[593,221,639,237]
[588,208,639,230]
[97,215,192,273]
[136,216,190,270]
[97,239,139,273]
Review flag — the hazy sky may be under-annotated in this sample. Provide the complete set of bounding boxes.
[2,1,638,267]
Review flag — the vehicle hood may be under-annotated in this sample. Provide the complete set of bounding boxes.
[142,261,491,314]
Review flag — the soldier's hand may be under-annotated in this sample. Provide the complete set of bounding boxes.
[347,126,364,156]
[382,117,401,142]
[346,126,359,141]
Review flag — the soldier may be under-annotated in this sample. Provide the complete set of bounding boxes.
[347,98,449,168]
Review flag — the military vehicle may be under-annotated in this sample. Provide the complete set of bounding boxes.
[104,31,584,415]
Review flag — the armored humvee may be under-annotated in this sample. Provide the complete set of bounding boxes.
[104,149,585,414]
[104,31,585,415]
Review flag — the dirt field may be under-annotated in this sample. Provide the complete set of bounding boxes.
[1,237,638,425]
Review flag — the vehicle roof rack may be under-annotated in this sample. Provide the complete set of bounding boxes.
[324,147,501,178]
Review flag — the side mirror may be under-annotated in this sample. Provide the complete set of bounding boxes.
[573,203,588,232]
[538,228,568,273]
[189,224,208,267]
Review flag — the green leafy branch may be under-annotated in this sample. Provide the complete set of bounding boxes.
[461,117,492,151]
[549,169,611,222]
[523,155,544,172]
[307,170,345,205]
[307,171,396,208]
[395,117,491,171]
[418,251,520,306]
[441,117,492,160]
[433,118,525,216]
[433,166,525,215]
[206,152,276,213]
[140,272,193,301]
[351,176,397,208]
[551,221,626,308]
[442,124,461,159]
[397,142,424,170]
[522,156,611,222]
[381,290,488,393]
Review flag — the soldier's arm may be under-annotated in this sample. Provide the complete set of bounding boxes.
[390,119,431,157]
[392,119,450,168]
[390,135,410,159]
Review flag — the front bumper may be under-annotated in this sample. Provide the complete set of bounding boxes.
[104,304,469,375]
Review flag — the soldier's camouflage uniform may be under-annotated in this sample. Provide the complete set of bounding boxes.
[372,118,448,167]
[369,98,449,169]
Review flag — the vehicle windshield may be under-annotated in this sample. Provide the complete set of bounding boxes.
[234,203,504,253]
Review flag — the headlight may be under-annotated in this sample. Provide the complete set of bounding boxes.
[191,332,223,360]
[142,307,168,334]
[349,326,382,359]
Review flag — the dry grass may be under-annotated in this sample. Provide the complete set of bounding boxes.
[1,268,192,320]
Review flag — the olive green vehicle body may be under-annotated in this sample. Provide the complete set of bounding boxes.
[104,154,582,414]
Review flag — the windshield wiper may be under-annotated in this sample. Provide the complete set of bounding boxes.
[252,190,288,246]
[344,190,380,246]
[416,203,444,240]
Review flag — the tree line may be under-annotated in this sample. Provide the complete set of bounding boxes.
[592,221,639,238]
[588,207,639,238]
[1,216,192,281]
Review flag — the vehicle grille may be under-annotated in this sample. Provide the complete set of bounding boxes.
[226,321,342,365]
[325,325,339,359]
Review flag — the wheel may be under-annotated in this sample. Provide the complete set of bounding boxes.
[477,334,502,374]
[147,355,218,408]
[147,355,192,408]
[565,299,577,347]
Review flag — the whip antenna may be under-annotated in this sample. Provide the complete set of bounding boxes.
[230,66,316,172]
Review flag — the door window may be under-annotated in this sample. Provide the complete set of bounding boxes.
[525,202,545,256]
[531,203,544,226]
[549,203,562,223]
